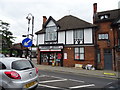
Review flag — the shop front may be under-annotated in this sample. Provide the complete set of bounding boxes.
[39,44,63,66]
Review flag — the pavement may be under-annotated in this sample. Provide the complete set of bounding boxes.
[32,58,119,79]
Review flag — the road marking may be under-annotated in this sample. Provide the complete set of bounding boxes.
[50,75,66,79]
[39,79,67,83]
[103,73,116,76]
[69,84,95,89]
[69,79,85,83]
[38,84,64,89]
[39,75,48,77]
[39,75,66,79]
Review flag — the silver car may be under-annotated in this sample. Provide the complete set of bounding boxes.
[0,57,39,90]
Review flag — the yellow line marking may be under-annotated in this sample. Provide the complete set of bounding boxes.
[103,73,116,76]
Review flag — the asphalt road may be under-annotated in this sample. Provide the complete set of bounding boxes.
[36,70,117,90]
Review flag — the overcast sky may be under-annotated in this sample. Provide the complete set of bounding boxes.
[0,0,120,45]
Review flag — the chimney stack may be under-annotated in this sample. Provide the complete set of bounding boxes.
[93,3,97,14]
[43,16,47,24]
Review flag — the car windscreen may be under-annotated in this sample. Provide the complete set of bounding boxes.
[12,60,34,70]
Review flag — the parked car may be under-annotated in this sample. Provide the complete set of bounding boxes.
[0,57,39,90]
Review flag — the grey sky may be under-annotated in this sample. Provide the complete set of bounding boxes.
[0,0,120,44]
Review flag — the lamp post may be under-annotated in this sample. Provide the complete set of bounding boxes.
[26,13,34,60]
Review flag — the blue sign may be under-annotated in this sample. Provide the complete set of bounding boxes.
[22,38,32,47]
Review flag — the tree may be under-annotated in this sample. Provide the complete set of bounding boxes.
[0,20,15,55]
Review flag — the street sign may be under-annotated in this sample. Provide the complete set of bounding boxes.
[22,38,32,47]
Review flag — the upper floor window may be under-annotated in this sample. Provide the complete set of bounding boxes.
[99,14,110,20]
[45,26,57,41]
[98,33,108,40]
[74,30,84,44]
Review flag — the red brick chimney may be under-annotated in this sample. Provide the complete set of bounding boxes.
[93,3,97,23]
[93,3,97,14]
[43,16,47,24]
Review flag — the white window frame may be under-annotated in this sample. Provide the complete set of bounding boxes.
[74,47,84,60]
[74,30,84,44]
[98,33,108,40]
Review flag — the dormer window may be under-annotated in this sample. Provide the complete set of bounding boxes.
[99,14,110,20]
[45,26,57,41]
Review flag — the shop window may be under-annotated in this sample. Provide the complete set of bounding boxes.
[41,54,48,63]
[98,33,108,40]
[74,47,84,60]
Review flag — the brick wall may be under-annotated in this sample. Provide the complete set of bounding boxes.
[63,46,95,67]
[95,22,116,70]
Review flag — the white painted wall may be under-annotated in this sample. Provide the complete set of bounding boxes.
[38,34,44,44]
[46,20,56,27]
[66,30,73,44]
[84,28,93,44]
[58,31,65,44]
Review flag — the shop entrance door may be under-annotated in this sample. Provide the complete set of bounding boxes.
[49,53,62,66]
[41,52,62,66]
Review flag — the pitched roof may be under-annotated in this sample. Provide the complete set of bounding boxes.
[94,9,120,23]
[57,15,96,31]
[35,15,96,34]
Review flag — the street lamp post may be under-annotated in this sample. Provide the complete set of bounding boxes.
[26,13,34,60]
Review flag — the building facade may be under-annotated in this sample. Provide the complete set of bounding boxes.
[93,3,120,70]
[35,15,96,67]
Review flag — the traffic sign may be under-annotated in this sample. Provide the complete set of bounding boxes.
[22,38,32,47]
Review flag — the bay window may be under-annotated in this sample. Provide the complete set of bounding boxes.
[45,26,57,41]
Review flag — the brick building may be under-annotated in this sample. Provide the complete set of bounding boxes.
[35,15,96,67]
[93,3,120,70]
[35,3,120,71]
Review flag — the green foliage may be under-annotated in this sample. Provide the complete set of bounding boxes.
[0,20,15,54]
